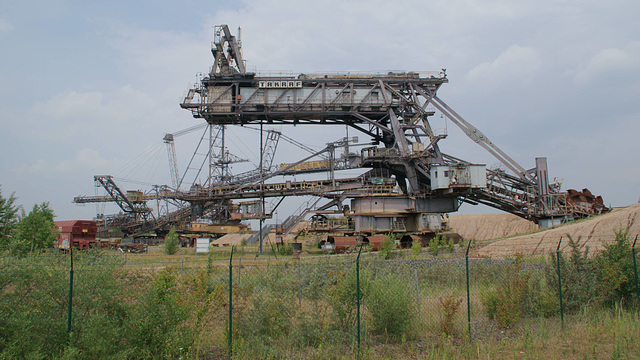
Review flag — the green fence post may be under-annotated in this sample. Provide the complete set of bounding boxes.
[632,235,639,309]
[356,243,364,351]
[465,239,472,340]
[298,258,302,307]
[66,247,74,345]
[414,267,420,322]
[228,246,234,359]
[556,237,564,327]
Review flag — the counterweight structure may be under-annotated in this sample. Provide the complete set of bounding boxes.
[75,25,608,238]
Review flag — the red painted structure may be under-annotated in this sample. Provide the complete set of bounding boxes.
[55,220,98,249]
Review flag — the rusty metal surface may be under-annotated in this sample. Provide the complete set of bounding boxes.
[325,236,357,253]
[566,188,609,217]
[364,235,385,250]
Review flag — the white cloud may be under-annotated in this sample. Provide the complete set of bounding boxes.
[23,85,161,147]
[34,90,104,119]
[12,159,48,175]
[573,41,640,86]
[103,21,212,98]
[12,148,120,176]
[467,45,542,86]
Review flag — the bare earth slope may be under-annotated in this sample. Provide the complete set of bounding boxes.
[448,213,537,241]
[475,203,640,258]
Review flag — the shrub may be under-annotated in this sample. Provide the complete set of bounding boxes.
[411,237,421,259]
[0,263,68,358]
[367,273,416,338]
[428,234,442,256]
[278,244,293,256]
[446,238,455,253]
[481,288,499,321]
[241,289,295,338]
[482,253,531,328]
[163,227,179,255]
[543,231,640,314]
[526,271,560,317]
[439,293,463,336]
[545,235,599,311]
[325,268,361,330]
[379,233,395,260]
[594,230,637,307]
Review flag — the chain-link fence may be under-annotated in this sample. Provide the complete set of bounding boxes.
[0,232,638,358]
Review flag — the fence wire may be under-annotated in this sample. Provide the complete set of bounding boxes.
[0,233,638,358]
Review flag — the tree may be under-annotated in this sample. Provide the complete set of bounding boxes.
[13,202,57,253]
[164,227,179,255]
[0,186,20,248]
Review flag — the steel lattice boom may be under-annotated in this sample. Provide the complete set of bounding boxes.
[75,25,609,237]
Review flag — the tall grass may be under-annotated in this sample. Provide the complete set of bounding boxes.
[0,238,638,359]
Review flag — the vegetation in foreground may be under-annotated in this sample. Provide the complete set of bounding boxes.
[0,230,638,359]
[1,186,639,359]
[1,187,57,256]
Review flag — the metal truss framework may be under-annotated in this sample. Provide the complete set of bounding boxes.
[75,25,607,236]
[177,25,584,225]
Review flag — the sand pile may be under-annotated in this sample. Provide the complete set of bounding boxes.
[476,203,640,258]
[448,213,537,241]
[212,224,310,247]
[212,233,252,246]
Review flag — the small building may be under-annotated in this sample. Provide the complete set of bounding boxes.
[430,164,487,190]
[55,220,98,249]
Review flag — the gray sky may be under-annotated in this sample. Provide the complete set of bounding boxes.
[1,0,639,220]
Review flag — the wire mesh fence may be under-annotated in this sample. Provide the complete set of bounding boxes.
[0,232,638,358]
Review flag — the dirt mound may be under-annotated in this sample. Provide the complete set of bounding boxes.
[212,233,251,246]
[476,203,640,258]
[448,213,537,241]
[213,224,311,247]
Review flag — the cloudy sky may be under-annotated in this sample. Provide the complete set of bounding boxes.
[1,0,639,221]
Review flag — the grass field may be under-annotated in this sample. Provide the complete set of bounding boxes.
[1,237,639,359]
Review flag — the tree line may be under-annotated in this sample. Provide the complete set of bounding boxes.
[0,185,57,254]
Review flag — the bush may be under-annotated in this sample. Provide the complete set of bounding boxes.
[545,236,600,312]
[446,238,455,253]
[482,253,531,328]
[278,244,293,256]
[241,289,295,339]
[542,231,640,314]
[325,267,365,331]
[428,234,442,256]
[0,263,68,358]
[439,293,463,336]
[411,237,422,259]
[594,230,638,306]
[367,273,416,338]
[379,233,395,260]
[163,227,179,255]
[524,270,560,317]
[481,288,499,321]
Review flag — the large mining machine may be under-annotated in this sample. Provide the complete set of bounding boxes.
[178,25,608,235]
[75,24,608,242]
